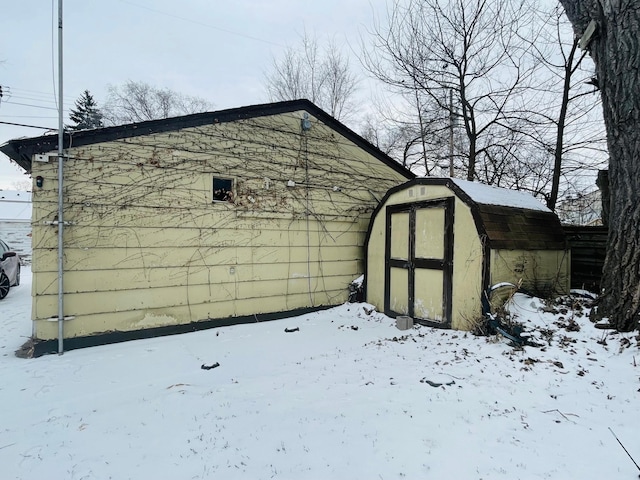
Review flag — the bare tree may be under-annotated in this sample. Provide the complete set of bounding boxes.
[560,0,640,332]
[103,80,213,126]
[514,6,606,211]
[363,0,539,181]
[265,32,359,120]
[359,93,451,175]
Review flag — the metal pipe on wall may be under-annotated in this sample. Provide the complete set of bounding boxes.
[57,0,65,354]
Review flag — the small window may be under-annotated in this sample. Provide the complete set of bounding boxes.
[213,177,234,203]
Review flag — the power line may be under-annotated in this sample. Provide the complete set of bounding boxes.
[51,0,59,113]
[7,92,60,103]
[0,120,55,129]
[3,100,64,111]
[7,94,59,105]
[0,86,77,114]
[117,0,286,48]
[0,115,58,119]
[7,87,75,103]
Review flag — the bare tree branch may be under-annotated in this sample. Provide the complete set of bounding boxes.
[265,31,359,121]
[103,80,213,126]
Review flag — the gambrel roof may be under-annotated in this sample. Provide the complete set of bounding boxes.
[379,177,566,251]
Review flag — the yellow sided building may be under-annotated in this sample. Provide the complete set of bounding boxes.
[1,100,413,354]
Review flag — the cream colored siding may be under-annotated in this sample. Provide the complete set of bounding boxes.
[490,249,570,295]
[447,201,484,330]
[29,110,409,340]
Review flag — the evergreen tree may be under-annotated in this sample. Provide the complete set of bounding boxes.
[68,90,104,130]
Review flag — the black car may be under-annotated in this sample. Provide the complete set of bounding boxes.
[0,239,21,299]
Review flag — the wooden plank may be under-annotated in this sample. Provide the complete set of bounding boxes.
[563,226,607,291]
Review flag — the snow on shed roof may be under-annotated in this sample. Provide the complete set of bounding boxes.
[451,178,550,212]
[0,190,32,222]
[367,177,566,253]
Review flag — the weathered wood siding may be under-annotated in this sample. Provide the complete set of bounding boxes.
[563,225,607,292]
[29,110,409,340]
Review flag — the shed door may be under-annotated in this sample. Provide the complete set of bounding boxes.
[384,198,454,327]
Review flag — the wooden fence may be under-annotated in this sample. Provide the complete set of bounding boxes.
[563,225,607,293]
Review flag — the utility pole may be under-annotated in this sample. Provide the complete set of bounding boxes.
[448,89,454,178]
[57,0,65,354]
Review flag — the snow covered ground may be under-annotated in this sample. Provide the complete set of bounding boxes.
[1,268,639,479]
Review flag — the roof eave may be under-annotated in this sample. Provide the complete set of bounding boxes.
[0,140,33,172]
[0,99,415,180]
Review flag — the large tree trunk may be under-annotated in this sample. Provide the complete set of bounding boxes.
[596,169,609,227]
[560,0,640,331]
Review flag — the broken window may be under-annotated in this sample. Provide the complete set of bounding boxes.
[213,177,234,203]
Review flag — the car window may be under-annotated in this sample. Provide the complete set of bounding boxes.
[0,240,8,254]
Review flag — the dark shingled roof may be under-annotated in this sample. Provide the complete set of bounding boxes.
[476,204,567,250]
[0,99,415,181]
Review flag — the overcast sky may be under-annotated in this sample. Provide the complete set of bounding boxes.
[0,0,388,189]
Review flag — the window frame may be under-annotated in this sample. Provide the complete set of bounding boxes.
[212,176,235,204]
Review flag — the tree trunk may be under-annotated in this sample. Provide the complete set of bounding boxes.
[560,0,640,331]
[547,37,579,211]
[596,169,609,227]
